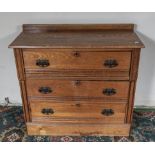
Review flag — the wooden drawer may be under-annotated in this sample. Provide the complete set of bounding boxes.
[23,49,131,72]
[27,123,130,136]
[26,79,129,99]
[30,101,126,124]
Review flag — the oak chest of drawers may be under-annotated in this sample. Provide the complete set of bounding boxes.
[9,24,144,136]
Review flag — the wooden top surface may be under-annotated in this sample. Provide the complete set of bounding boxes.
[9,24,144,49]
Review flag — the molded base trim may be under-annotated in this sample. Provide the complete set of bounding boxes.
[27,122,130,136]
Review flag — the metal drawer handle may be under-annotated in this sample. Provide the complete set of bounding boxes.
[101,109,114,116]
[39,87,52,94]
[41,108,54,115]
[36,59,50,67]
[73,51,80,57]
[104,59,118,68]
[103,88,116,96]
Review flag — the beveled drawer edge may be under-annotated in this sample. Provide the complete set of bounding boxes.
[25,75,130,81]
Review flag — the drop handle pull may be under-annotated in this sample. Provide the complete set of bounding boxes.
[38,87,52,94]
[41,108,54,115]
[103,88,116,96]
[101,109,114,116]
[36,59,50,67]
[104,59,118,68]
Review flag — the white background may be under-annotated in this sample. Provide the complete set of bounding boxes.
[0,12,155,106]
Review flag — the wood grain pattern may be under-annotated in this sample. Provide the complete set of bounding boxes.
[130,49,141,81]
[25,72,130,81]
[23,49,131,79]
[19,81,31,122]
[9,24,144,48]
[126,82,136,123]
[27,122,130,136]
[23,24,135,32]
[30,101,126,123]
[14,49,25,80]
[26,79,129,100]
[23,49,131,71]
[14,49,30,122]
[126,49,141,123]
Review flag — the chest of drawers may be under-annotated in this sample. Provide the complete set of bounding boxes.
[9,24,144,136]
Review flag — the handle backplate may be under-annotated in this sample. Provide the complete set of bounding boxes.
[103,88,116,96]
[39,87,52,94]
[36,59,50,67]
[101,109,114,116]
[41,108,54,115]
[104,59,118,68]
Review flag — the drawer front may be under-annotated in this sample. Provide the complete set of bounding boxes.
[27,123,130,136]
[23,49,131,71]
[30,101,126,123]
[26,79,129,99]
